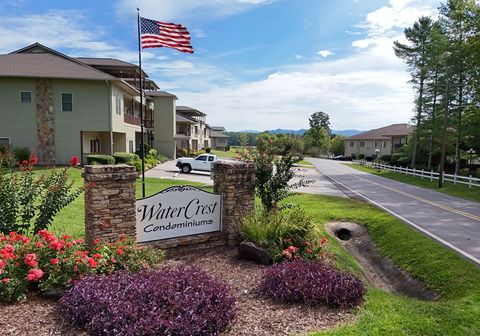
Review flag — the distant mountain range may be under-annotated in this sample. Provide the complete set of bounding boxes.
[237,129,364,136]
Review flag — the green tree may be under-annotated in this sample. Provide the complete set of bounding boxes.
[330,135,346,156]
[394,16,436,168]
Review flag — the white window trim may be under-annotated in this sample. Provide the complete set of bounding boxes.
[0,137,11,146]
[61,92,73,112]
[90,138,101,154]
[20,91,32,103]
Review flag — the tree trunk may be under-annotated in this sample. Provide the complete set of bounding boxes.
[411,73,425,168]
[427,73,439,169]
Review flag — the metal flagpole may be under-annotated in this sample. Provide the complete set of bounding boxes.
[137,8,146,198]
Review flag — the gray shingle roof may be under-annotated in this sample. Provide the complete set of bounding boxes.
[346,124,413,140]
[176,106,206,116]
[76,57,138,68]
[176,113,195,123]
[0,52,116,81]
[210,131,229,138]
[146,90,177,99]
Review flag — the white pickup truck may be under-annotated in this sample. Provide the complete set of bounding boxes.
[176,154,218,173]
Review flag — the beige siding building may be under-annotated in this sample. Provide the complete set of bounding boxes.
[0,43,178,164]
[209,126,229,151]
[345,124,413,159]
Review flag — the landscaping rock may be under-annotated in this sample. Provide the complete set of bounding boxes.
[237,241,271,265]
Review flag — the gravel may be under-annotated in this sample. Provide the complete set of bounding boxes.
[0,247,356,336]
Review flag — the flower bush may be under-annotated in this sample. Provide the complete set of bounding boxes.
[0,230,165,302]
[238,206,329,262]
[0,152,85,234]
[257,259,366,308]
[60,267,236,336]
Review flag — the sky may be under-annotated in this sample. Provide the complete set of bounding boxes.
[0,0,443,131]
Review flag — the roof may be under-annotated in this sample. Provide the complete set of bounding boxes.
[176,105,206,116]
[146,90,178,99]
[0,43,117,81]
[346,124,413,140]
[76,57,138,68]
[210,131,229,138]
[210,126,226,131]
[176,113,195,123]
[174,134,191,140]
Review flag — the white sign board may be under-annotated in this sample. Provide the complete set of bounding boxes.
[136,185,222,243]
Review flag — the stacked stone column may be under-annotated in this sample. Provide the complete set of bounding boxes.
[212,161,256,245]
[84,165,137,245]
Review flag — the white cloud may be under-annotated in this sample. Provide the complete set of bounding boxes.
[317,50,333,58]
[295,54,305,60]
[116,0,276,21]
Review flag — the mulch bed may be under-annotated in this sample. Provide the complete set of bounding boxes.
[0,247,356,336]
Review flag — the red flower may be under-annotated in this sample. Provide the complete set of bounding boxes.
[320,237,328,245]
[92,238,100,245]
[66,278,71,285]
[22,237,30,244]
[287,246,297,253]
[0,259,6,269]
[306,249,313,254]
[116,248,124,255]
[26,269,44,281]
[50,258,60,265]
[73,265,78,272]
[35,242,44,248]
[24,253,38,267]
[65,242,73,248]
[2,278,10,284]
[29,155,38,165]
[87,257,97,268]
[21,160,28,166]
[62,235,71,240]
[304,241,311,246]
[49,240,64,251]
[94,253,102,259]
[69,155,79,166]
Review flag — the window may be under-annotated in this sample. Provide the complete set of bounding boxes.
[195,126,198,135]
[20,91,32,103]
[349,141,354,147]
[204,128,207,136]
[0,138,10,147]
[62,93,73,112]
[115,94,122,115]
[382,141,387,148]
[204,140,209,148]
[196,155,207,161]
[208,156,215,162]
[90,139,100,153]
[359,141,365,148]
[373,141,378,148]
[129,140,134,153]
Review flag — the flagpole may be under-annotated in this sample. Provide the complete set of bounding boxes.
[137,8,146,198]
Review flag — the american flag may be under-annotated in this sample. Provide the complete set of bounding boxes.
[140,17,193,53]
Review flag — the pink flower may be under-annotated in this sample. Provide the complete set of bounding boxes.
[26,269,44,281]
[22,237,30,244]
[0,259,6,269]
[87,258,97,268]
[2,278,10,284]
[49,240,64,251]
[287,246,297,253]
[29,155,38,165]
[24,253,38,267]
[50,258,60,265]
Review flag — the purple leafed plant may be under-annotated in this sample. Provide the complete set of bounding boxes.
[257,259,366,308]
[59,267,236,336]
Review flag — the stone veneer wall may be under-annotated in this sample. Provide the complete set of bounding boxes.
[212,161,256,245]
[84,165,137,245]
[83,161,256,251]
[36,79,55,165]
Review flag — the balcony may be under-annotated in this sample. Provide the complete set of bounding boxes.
[124,114,154,128]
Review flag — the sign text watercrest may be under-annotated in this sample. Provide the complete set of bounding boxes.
[136,186,222,243]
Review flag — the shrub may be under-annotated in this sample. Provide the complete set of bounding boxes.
[358,154,365,160]
[181,147,189,157]
[257,259,366,308]
[60,267,236,336]
[0,155,84,234]
[379,155,392,163]
[238,207,328,262]
[85,154,115,165]
[13,147,30,163]
[156,153,169,163]
[113,152,137,164]
[0,230,165,302]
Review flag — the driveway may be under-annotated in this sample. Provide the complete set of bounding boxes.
[145,160,213,185]
[309,158,480,266]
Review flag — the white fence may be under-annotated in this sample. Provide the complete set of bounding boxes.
[353,160,480,190]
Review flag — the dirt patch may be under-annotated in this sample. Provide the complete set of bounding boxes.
[326,222,438,301]
[0,247,356,336]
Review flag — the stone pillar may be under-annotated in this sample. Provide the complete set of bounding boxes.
[36,79,55,165]
[83,165,137,245]
[213,161,256,245]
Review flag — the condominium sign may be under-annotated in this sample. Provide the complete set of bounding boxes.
[136,186,222,243]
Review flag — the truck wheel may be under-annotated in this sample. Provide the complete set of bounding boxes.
[181,164,192,173]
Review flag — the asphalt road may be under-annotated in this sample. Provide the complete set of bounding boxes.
[309,158,480,266]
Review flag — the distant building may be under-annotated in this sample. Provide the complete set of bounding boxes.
[209,126,229,151]
[345,123,413,159]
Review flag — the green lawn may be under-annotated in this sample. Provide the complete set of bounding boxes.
[37,167,480,334]
[347,163,480,203]
[297,159,313,166]
[211,148,240,158]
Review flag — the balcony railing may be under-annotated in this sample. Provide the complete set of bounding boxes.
[124,114,154,128]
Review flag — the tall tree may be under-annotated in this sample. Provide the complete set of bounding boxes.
[309,111,330,132]
[394,16,436,168]
[304,111,331,157]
